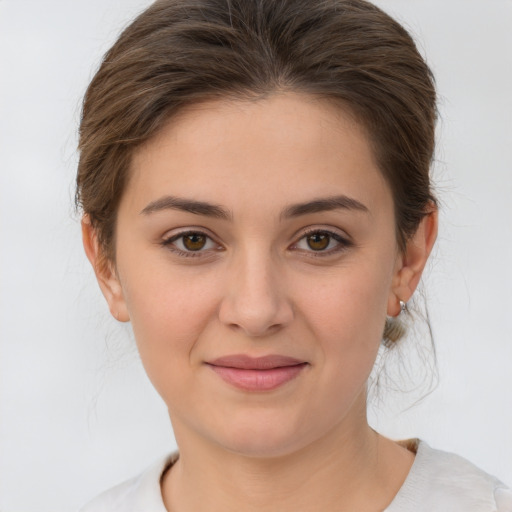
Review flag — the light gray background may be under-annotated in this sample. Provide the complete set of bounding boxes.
[1,1,511,510]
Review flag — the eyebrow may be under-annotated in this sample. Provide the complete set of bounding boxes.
[140,194,369,220]
[141,195,232,220]
[280,195,369,219]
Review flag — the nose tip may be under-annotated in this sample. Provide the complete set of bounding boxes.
[218,260,293,338]
[223,312,284,338]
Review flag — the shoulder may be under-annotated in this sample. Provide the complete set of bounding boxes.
[388,440,512,512]
[78,453,177,512]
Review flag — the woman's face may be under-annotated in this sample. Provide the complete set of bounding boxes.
[93,93,420,457]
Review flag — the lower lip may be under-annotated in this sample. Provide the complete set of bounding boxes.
[208,364,307,391]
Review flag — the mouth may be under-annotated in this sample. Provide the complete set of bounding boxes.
[205,354,308,392]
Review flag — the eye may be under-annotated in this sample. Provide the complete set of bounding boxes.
[293,229,352,256]
[161,230,220,257]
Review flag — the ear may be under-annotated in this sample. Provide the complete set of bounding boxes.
[387,206,438,317]
[81,216,130,322]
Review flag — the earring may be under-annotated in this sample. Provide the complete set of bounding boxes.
[399,300,408,314]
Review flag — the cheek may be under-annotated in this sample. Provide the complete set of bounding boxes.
[302,262,391,343]
[296,260,393,384]
[119,263,221,394]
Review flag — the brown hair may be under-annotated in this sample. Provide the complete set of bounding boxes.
[76,0,437,342]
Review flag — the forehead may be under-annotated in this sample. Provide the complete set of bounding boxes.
[125,92,391,218]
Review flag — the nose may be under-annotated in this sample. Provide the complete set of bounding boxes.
[218,248,294,338]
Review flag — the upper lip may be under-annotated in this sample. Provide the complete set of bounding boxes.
[207,354,306,370]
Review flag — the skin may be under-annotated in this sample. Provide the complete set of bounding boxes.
[83,92,438,511]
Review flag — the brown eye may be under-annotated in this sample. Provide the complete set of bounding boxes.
[293,229,352,257]
[306,232,330,251]
[182,233,207,251]
[162,230,218,256]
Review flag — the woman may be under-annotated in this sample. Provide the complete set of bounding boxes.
[76,0,511,510]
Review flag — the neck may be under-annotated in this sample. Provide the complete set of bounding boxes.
[161,401,414,512]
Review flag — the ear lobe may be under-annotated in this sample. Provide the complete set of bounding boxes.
[388,207,438,316]
[81,216,130,322]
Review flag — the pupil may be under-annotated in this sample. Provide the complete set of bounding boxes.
[184,234,206,251]
[307,233,329,251]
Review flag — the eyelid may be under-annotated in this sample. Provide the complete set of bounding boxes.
[290,226,353,256]
[160,225,353,258]
[294,225,351,242]
[161,228,223,257]
[161,226,217,242]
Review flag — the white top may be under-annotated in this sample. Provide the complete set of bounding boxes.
[80,440,512,512]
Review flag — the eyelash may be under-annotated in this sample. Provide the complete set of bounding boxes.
[161,228,353,259]
[292,228,353,257]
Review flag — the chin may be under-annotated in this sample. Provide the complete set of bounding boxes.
[209,414,317,459]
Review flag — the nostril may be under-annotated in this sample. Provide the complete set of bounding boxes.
[217,269,294,336]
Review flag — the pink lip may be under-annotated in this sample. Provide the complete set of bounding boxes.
[206,354,308,391]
